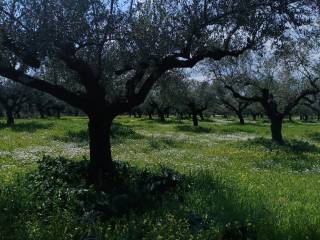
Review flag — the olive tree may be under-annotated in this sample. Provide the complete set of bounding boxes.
[143,71,184,122]
[213,81,251,124]
[177,80,213,126]
[214,48,320,144]
[0,80,29,125]
[0,0,313,186]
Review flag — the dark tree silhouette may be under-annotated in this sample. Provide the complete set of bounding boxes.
[0,81,29,125]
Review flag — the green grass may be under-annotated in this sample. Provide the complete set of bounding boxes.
[2,116,320,239]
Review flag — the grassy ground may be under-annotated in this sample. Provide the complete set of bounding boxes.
[1,116,320,239]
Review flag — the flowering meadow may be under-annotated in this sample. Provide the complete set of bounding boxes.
[1,116,320,239]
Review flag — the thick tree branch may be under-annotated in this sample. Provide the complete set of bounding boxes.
[163,40,254,69]
[283,89,320,116]
[224,84,262,102]
[0,66,89,111]
[57,49,99,91]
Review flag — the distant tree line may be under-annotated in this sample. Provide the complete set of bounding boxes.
[0,80,83,125]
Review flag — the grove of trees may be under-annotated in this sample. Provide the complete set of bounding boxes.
[0,0,319,187]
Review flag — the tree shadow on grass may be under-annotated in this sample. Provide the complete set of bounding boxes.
[240,138,320,172]
[175,124,256,134]
[185,173,271,239]
[52,123,144,143]
[2,159,318,239]
[146,135,185,150]
[241,137,319,154]
[0,157,184,239]
[0,121,54,133]
[187,171,320,239]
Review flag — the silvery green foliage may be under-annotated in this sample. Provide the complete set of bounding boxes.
[211,41,320,117]
[0,0,315,112]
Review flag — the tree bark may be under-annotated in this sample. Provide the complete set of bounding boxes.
[39,109,45,118]
[237,112,245,125]
[87,115,115,189]
[270,117,284,144]
[252,114,257,121]
[6,109,14,126]
[148,113,152,119]
[192,113,198,126]
[159,112,165,122]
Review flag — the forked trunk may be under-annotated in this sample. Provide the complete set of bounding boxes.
[88,115,115,189]
[270,117,284,144]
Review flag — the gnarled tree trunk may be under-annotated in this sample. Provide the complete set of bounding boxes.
[159,112,165,122]
[270,116,284,144]
[236,112,245,125]
[192,113,198,126]
[252,114,257,121]
[87,114,115,189]
[6,109,14,126]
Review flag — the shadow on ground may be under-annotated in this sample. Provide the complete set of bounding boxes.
[241,137,319,154]
[1,158,317,239]
[240,138,320,172]
[175,124,257,134]
[52,123,144,143]
[0,121,54,133]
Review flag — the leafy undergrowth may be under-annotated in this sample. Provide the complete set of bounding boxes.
[0,156,189,240]
[1,156,273,240]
